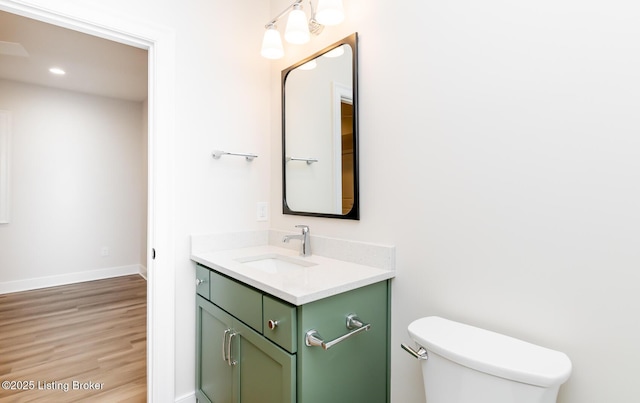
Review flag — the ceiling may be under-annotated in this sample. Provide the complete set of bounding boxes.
[0,11,148,102]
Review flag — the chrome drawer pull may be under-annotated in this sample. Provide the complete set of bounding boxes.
[222,329,231,362]
[227,331,238,366]
[305,314,371,350]
[401,343,428,360]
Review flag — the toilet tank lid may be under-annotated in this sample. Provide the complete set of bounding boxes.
[407,316,572,388]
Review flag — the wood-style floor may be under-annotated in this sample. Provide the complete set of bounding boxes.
[0,275,146,402]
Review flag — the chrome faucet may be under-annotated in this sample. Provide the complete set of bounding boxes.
[282,225,311,257]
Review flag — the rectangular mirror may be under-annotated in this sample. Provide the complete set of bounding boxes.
[282,33,359,219]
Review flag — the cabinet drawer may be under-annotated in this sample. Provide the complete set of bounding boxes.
[196,265,210,299]
[263,296,297,353]
[210,271,263,332]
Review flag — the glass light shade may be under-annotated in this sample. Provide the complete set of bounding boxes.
[316,0,344,25]
[261,26,284,59]
[284,7,310,44]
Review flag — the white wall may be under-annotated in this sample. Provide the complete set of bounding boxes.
[0,79,146,290]
[6,1,640,402]
[270,1,640,403]
[169,2,271,399]
[0,109,10,224]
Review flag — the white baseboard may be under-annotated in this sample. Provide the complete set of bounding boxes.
[0,264,145,294]
[175,392,196,403]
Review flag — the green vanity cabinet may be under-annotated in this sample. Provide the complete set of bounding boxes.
[196,265,390,403]
[196,295,296,403]
[209,270,263,332]
[297,280,389,403]
[235,319,296,403]
[263,295,298,354]
[196,297,234,403]
[196,265,210,300]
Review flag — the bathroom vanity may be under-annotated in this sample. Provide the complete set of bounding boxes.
[191,239,394,403]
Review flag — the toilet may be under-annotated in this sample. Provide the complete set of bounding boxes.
[404,316,572,403]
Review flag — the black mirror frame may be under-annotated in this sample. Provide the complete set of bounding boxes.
[281,32,359,220]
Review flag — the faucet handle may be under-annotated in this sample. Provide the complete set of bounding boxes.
[295,224,309,232]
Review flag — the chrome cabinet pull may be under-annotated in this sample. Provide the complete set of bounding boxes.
[227,332,238,366]
[305,314,371,350]
[401,343,429,360]
[222,329,231,362]
[196,278,207,286]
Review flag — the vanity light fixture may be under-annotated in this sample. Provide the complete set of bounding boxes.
[261,24,284,59]
[261,0,345,60]
[285,3,311,44]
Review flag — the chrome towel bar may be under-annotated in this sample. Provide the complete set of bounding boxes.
[305,313,370,350]
[212,150,258,161]
[286,156,318,165]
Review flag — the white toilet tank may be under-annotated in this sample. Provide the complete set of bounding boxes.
[407,316,572,403]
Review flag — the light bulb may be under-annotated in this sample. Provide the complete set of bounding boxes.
[261,25,284,59]
[285,5,310,44]
[316,0,344,26]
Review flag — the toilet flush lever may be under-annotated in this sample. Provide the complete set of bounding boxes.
[401,343,428,360]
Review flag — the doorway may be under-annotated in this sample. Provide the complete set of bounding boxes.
[0,11,148,289]
[0,1,176,400]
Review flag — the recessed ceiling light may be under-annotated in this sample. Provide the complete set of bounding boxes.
[49,67,66,75]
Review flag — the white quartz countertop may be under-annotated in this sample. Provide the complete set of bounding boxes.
[191,245,395,306]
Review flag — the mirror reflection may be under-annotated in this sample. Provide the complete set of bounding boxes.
[282,33,358,219]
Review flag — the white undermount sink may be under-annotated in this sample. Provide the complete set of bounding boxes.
[236,253,316,274]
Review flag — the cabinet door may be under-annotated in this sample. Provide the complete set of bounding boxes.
[196,296,237,403]
[298,281,389,403]
[234,320,296,403]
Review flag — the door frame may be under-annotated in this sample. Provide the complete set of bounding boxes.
[0,1,177,400]
[331,82,352,214]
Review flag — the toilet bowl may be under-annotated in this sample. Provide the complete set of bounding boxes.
[404,316,572,403]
